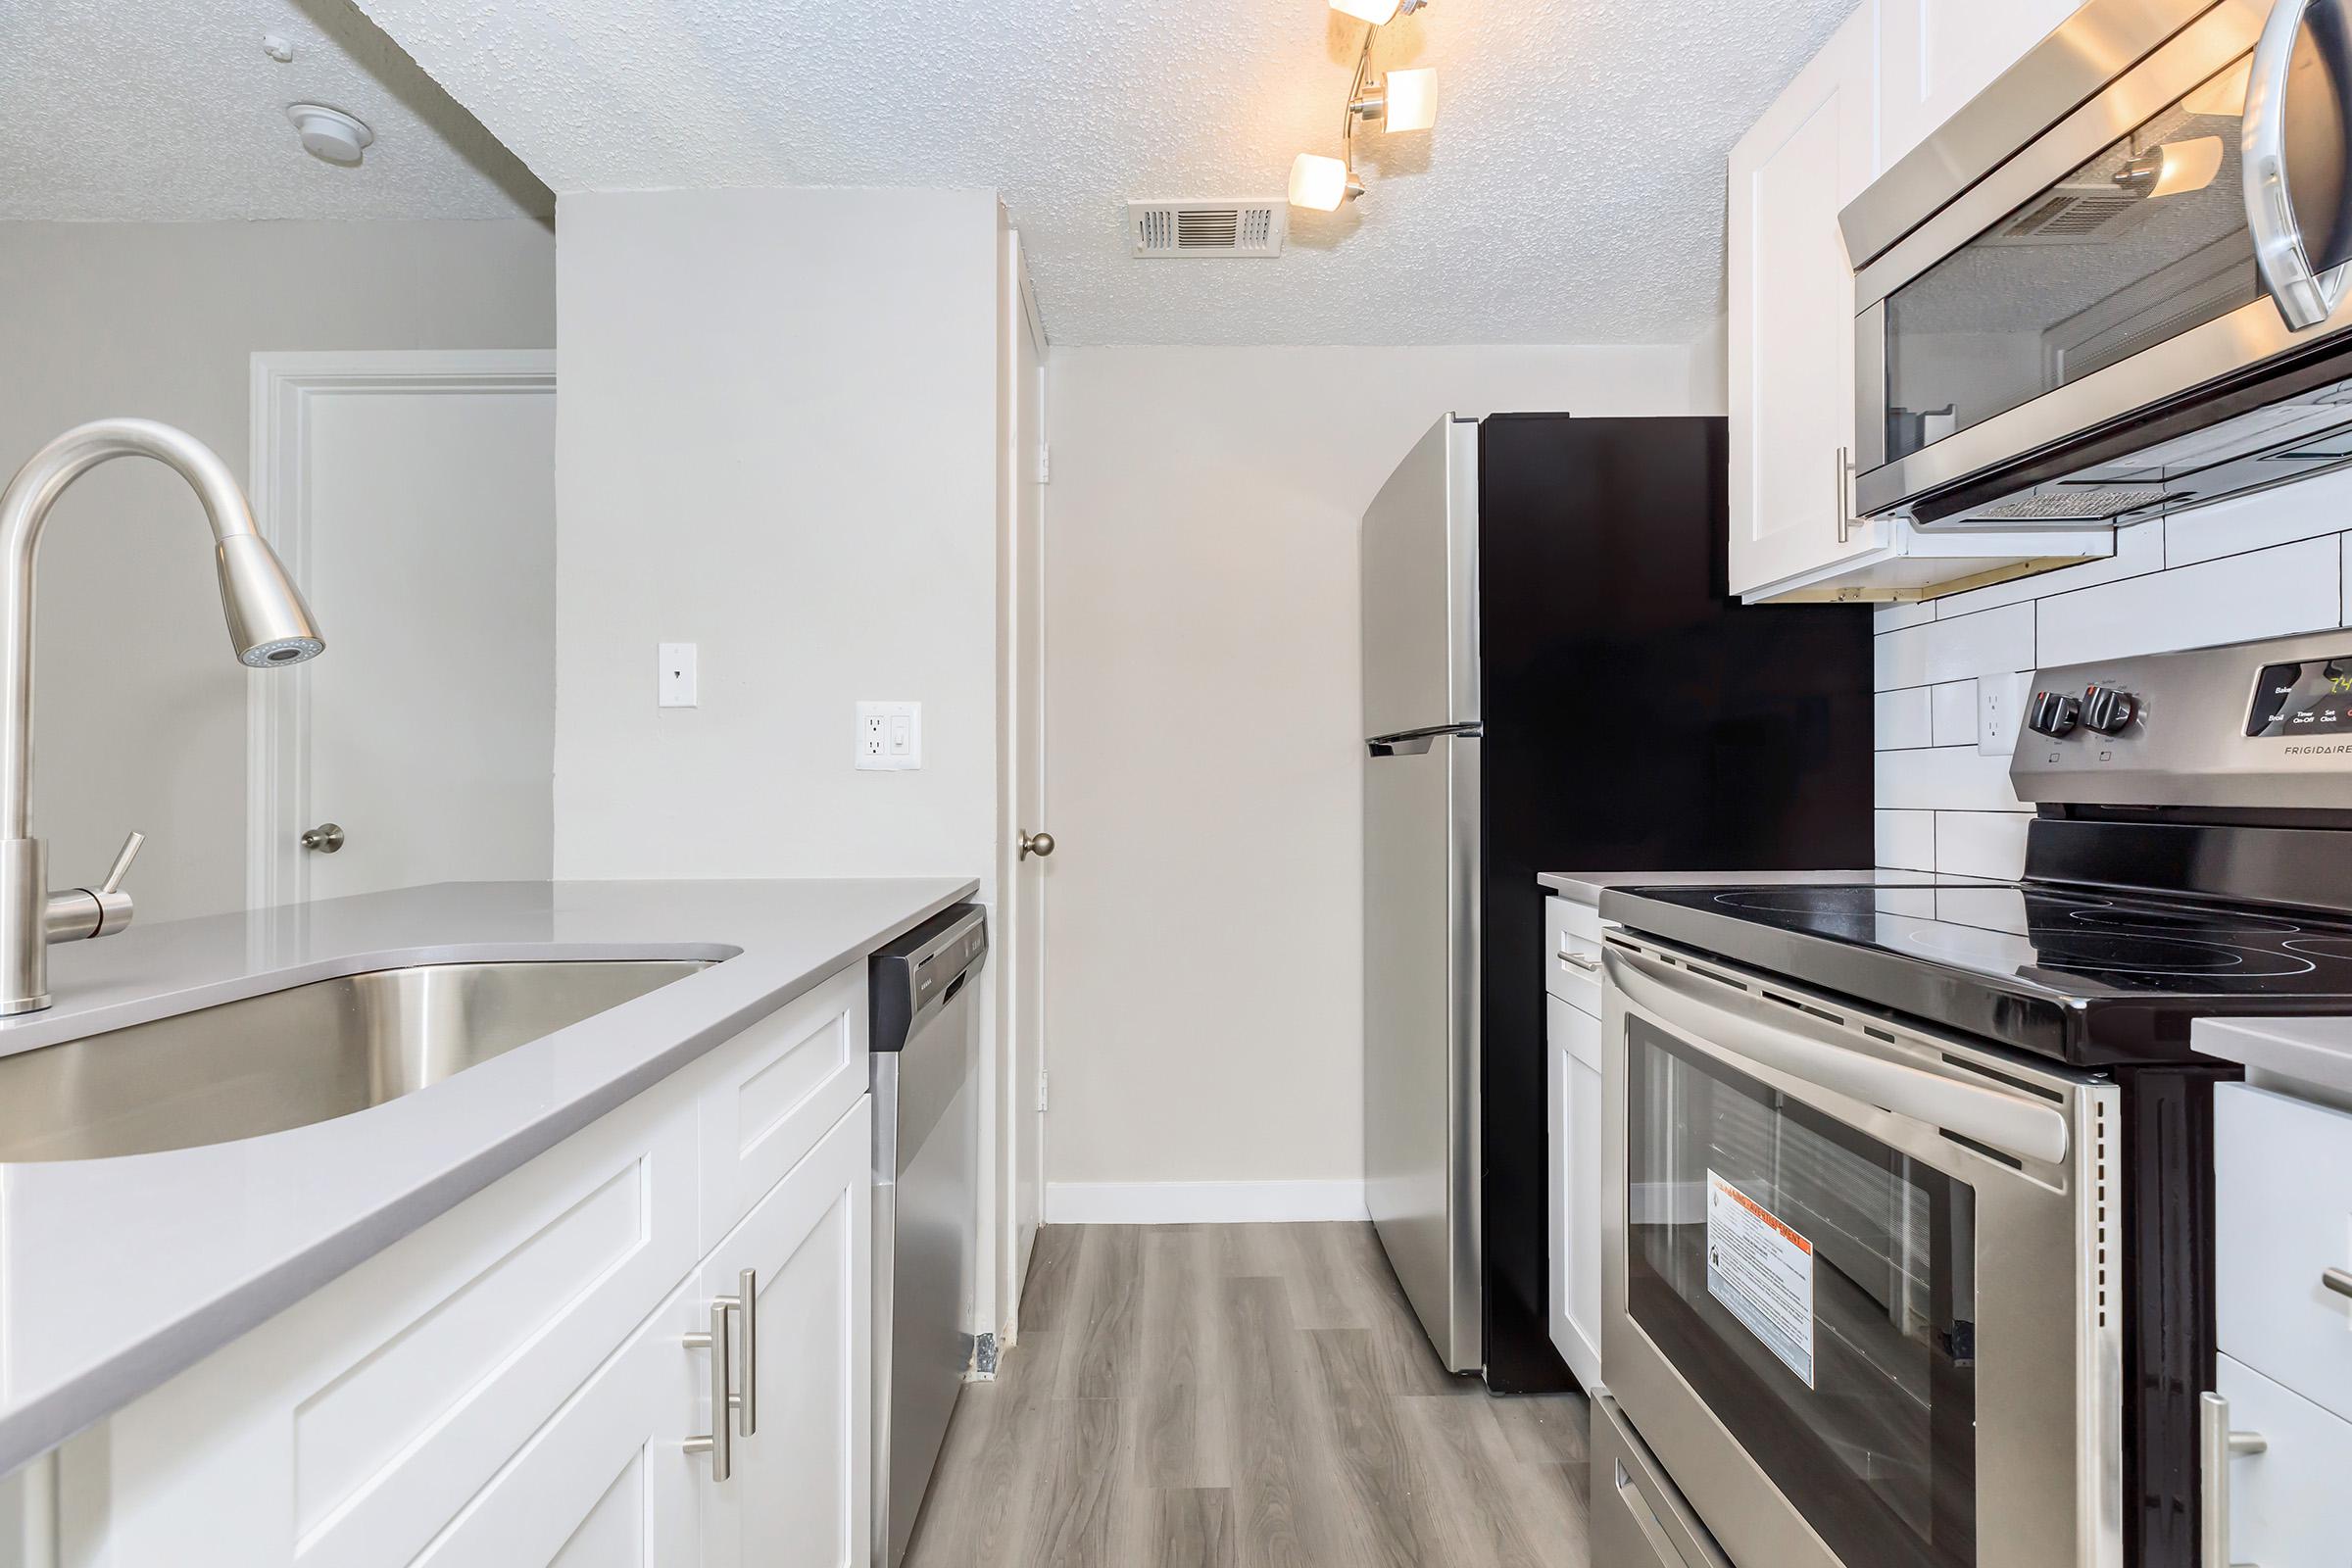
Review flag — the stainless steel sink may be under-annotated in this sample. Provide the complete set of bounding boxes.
[0,959,708,1162]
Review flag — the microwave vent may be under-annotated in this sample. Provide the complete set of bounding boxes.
[1129,200,1286,258]
[1984,183,2155,247]
[1937,484,2181,527]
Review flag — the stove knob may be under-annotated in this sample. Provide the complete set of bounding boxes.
[2027,689,2081,738]
[2082,684,2137,736]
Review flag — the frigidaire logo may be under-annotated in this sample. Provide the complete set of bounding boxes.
[2284,743,2352,755]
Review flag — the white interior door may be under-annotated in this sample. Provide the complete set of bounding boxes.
[247,352,557,907]
[1001,237,1050,1331]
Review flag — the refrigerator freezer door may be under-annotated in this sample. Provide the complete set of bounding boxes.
[1362,415,1480,740]
[1363,729,1482,1374]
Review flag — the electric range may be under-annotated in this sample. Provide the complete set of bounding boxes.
[1596,628,2352,1568]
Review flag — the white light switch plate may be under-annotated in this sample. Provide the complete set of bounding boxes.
[1979,670,2033,757]
[857,702,921,770]
[659,643,698,708]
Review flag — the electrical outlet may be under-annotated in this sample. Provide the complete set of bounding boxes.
[856,702,922,770]
[658,643,697,708]
[1979,670,2034,758]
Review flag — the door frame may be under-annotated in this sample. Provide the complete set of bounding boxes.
[243,349,557,911]
[995,231,1051,1344]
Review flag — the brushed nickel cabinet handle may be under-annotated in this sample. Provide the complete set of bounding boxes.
[2325,1266,2352,1301]
[735,1268,758,1436]
[683,1297,737,1480]
[1560,951,1600,973]
[2200,1391,2267,1568]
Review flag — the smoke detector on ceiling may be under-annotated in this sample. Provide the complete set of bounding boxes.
[1128,200,1287,259]
[287,104,374,167]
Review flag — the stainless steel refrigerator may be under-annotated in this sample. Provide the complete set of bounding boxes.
[1360,412,1875,1392]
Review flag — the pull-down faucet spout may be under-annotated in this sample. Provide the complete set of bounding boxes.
[0,419,323,1015]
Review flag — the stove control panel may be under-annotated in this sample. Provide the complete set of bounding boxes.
[2013,629,2352,809]
[2246,657,2352,737]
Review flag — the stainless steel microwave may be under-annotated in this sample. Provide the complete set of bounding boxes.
[1844,0,2352,529]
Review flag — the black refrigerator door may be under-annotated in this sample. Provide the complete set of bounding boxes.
[1474,413,1875,1394]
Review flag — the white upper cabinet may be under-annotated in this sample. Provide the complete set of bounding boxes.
[1729,0,2116,603]
[1729,6,1882,600]
[1878,0,2083,166]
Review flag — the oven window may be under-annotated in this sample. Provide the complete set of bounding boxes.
[1627,1017,1978,1568]
[1883,53,2260,463]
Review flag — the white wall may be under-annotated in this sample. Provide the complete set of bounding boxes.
[1872,474,2352,877]
[0,220,557,921]
[549,188,1002,887]
[1042,344,1725,1215]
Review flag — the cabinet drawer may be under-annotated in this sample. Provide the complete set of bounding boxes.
[2217,1083,2352,1423]
[62,1082,703,1567]
[1544,896,1604,1015]
[2214,1352,2352,1568]
[697,962,867,1252]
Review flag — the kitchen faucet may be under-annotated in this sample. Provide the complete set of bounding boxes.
[0,419,323,1015]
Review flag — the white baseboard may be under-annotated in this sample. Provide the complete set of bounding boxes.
[1045,1179,1368,1225]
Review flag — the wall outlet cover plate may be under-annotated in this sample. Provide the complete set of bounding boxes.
[856,701,922,770]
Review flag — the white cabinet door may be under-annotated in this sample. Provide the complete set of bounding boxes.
[409,1284,706,1568]
[1879,0,2081,167]
[2216,1083,2352,1424]
[1728,6,1885,600]
[1546,996,1604,1391]
[698,1096,873,1568]
[2215,1352,2352,1568]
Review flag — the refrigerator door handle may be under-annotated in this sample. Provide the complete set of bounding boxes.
[1368,722,1483,758]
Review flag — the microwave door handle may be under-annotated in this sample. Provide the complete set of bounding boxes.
[2244,0,2352,330]
[1603,946,2071,1166]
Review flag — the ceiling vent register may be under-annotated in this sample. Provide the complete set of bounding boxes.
[1128,200,1287,258]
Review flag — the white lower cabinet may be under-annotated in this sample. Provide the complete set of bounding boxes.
[2214,1352,2352,1568]
[698,1099,872,1568]
[1545,982,1604,1392]
[51,962,874,1568]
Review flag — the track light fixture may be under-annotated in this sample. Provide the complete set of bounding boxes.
[1289,0,1439,212]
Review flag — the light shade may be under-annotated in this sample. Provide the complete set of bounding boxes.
[1329,0,1401,22]
[1289,153,1351,212]
[1383,68,1438,132]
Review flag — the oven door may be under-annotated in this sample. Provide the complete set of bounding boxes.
[1850,0,2352,525]
[1601,938,2122,1568]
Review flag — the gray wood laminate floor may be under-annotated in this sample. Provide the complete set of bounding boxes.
[903,1222,1593,1568]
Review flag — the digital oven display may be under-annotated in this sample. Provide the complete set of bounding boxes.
[2248,658,2352,736]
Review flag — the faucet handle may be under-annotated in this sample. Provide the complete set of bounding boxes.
[101,831,144,896]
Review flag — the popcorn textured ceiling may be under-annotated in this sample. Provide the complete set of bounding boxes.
[0,0,550,221]
[354,0,1854,343]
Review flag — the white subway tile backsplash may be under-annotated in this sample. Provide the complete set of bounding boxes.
[1876,688,1933,750]
[1935,810,2030,880]
[1875,602,1936,632]
[1876,809,1935,871]
[1930,679,1978,747]
[1873,601,2034,691]
[2035,536,2341,666]
[1876,745,2026,812]
[2165,468,2352,568]
[1932,517,2164,618]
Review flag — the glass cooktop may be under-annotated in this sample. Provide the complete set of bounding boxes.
[1605,881,2352,1063]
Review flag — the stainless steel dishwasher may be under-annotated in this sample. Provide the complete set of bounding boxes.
[868,903,986,1568]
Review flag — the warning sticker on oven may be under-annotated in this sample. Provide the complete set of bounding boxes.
[1706,1171,1816,1389]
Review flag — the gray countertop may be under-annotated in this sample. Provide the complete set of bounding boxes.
[2195,1015,2352,1109]
[0,875,975,1476]
[1538,868,1975,904]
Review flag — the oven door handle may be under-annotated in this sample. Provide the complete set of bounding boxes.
[1605,947,2071,1166]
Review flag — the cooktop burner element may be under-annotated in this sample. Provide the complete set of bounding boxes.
[1606,881,2352,1061]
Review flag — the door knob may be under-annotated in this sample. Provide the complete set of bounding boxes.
[300,822,345,854]
[1018,830,1055,860]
